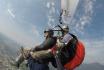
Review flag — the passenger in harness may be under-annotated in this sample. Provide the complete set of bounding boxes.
[27,28,57,70]
[14,28,57,70]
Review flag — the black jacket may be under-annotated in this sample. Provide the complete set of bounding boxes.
[34,37,57,51]
[57,33,78,65]
[32,37,57,64]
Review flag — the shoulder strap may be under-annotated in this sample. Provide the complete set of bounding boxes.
[69,33,78,41]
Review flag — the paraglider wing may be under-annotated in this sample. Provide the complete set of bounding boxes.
[61,0,79,24]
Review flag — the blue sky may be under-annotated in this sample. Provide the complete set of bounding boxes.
[0,0,48,47]
[0,0,61,47]
[0,0,104,65]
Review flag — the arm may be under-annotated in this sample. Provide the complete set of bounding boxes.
[32,38,56,51]
[30,49,53,60]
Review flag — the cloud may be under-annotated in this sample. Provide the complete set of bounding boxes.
[71,0,96,34]
[46,2,50,8]
[0,14,40,47]
[0,0,44,48]
[13,23,40,47]
[46,0,56,28]
[18,23,40,47]
[82,38,104,65]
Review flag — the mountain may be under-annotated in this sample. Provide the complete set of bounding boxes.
[0,33,21,57]
[49,63,104,70]
[76,63,104,70]
[0,33,21,70]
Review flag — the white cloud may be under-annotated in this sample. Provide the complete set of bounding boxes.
[79,0,93,28]
[82,38,104,65]
[14,23,40,47]
[46,2,50,8]
[71,0,96,34]
[46,0,56,28]
[0,14,40,47]
[0,0,42,48]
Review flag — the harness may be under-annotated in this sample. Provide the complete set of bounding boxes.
[58,33,78,65]
[54,34,85,70]
[52,33,78,70]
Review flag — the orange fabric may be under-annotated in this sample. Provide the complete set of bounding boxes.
[64,41,85,70]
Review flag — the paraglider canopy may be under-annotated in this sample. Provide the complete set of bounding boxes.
[61,0,79,24]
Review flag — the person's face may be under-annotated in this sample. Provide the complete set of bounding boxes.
[44,32,49,37]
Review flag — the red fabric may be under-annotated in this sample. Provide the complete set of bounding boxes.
[51,45,57,55]
[64,41,85,70]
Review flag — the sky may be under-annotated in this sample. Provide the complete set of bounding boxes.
[0,0,104,65]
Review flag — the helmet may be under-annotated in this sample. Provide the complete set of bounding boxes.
[62,25,69,32]
[44,28,54,36]
[62,25,69,29]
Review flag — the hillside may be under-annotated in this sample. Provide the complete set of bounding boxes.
[0,33,21,70]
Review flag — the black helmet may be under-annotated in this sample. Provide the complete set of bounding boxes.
[44,28,54,36]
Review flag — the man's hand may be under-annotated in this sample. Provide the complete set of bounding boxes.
[20,47,31,59]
